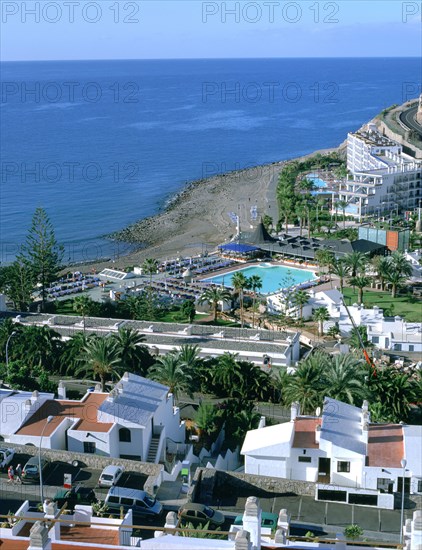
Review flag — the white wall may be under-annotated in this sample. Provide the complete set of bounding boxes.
[245,455,288,478]
[117,426,144,459]
[67,425,114,457]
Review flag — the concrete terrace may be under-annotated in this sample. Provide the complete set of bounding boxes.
[7,313,300,367]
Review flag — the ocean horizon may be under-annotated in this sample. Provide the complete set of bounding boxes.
[1,57,420,264]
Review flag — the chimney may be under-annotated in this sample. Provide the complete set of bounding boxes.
[234,530,252,550]
[362,421,369,444]
[362,400,369,413]
[28,521,51,550]
[258,416,266,429]
[315,424,321,444]
[122,372,129,382]
[25,399,32,413]
[94,383,102,393]
[57,381,66,400]
[242,496,261,550]
[31,390,39,404]
[290,402,300,422]
[116,383,124,394]
[107,389,118,403]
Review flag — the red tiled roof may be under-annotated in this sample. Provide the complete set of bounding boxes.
[16,393,112,437]
[292,417,321,449]
[367,424,404,468]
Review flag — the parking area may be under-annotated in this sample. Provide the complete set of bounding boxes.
[196,486,420,538]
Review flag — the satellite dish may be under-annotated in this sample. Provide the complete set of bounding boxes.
[316,407,321,417]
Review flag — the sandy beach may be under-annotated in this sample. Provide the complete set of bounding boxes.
[81,146,340,272]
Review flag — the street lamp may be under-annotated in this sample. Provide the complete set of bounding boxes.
[5,331,17,378]
[39,415,54,504]
[400,458,407,545]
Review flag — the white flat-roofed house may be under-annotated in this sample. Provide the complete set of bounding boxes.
[367,316,422,353]
[8,373,185,463]
[241,398,422,507]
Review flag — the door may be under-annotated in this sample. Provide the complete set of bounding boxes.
[397,477,411,494]
[318,458,331,483]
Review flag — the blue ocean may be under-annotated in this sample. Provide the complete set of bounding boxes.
[1,58,420,263]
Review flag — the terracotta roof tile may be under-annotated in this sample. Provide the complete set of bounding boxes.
[367,424,404,468]
[16,392,112,437]
[292,417,320,449]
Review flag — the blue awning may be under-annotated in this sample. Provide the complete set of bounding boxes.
[219,243,259,254]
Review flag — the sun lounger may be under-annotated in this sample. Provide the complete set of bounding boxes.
[143,325,154,332]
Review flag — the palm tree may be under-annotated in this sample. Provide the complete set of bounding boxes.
[335,199,348,229]
[15,325,62,371]
[295,200,307,237]
[349,275,371,304]
[344,251,367,277]
[212,352,243,398]
[313,307,330,336]
[73,294,94,332]
[371,256,391,291]
[367,368,417,423]
[283,352,327,414]
[385,270,406,298]
[247,275,262,328]
[315,249,335,276]
[142,258,158,286]
[62,332,89,376]
[292,290,309,320]
[195,403,220,440]
[75,336,122,391]
[149,354,191,399]
[324,354,366,404]
[348,326,372,351]
[173,344,202,375]
[112,328,149,375]
[315,196,326,224]
[232,272,248,327]
[389,251,413,278]
[331,259,350,292]
[198,286,231,323]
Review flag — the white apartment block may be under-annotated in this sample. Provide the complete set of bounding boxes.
[340,124,422,219]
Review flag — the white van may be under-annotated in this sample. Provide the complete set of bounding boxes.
[98,465,124,488]
[104,486,163,517]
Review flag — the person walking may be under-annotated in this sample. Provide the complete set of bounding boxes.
[15,464,22,484]
[7,465,14,483]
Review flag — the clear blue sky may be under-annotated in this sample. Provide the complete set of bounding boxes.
[1,0,421,61]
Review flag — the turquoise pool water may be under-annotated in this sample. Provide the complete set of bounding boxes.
[204,264,316,295]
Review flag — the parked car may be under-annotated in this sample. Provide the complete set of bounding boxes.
[234,511,278,530]
[0,448,15,469]
[53,487,97,510]
[98,465,124,488]
[104,487,163,517]
[178,503,225,528]
[22,457,49,482]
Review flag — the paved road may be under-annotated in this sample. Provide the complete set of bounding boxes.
[399,105,422,136]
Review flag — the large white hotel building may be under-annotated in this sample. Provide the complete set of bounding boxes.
[339,124,422,219]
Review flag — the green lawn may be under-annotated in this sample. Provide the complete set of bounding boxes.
[343,288,422,322]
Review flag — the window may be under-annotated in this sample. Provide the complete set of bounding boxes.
[119,428,131,443]
[394,344,402,351]
[372,336,379,344]
[121,498,133,506]
[409,345,414,352]
[337,461,350,473]
[83,442,96,454]
[298,456,312,463]
[135,500,147,508]
[108,496,119,504]
[417,480,422,493]
[377,478,392,493]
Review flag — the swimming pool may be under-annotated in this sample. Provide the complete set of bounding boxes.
[203,264,316,295]
[307,173,329,195]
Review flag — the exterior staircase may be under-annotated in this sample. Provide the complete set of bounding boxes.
[147,434,161,463]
